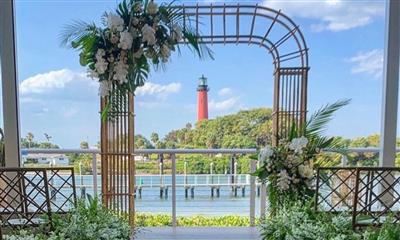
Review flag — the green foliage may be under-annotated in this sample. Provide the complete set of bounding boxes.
[260,204,400,240]
[49,196,132,240]
[80,141,89,149]
[363,218,400,240]
[260,203,361,240]
[21,137,59,149]
[136,213,256,227]
[5,197,133,240]
[159,108,273,149]
[134,134,153,149]
[69,153,94,174]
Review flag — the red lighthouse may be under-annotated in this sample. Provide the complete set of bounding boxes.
[197,75,209,121]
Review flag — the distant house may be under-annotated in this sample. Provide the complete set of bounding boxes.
[22,153,70,166]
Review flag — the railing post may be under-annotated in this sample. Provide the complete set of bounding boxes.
[250,160,257,226]
[259,157,266,217]
[92,153,98,197]
[171,153,177,227]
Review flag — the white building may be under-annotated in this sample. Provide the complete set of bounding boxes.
[22,153,70,166]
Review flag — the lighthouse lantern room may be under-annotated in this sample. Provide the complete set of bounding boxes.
[197,75,209,121]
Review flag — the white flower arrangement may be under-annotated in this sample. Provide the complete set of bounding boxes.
[61,0,211,119]
[257,137,314,192]
[253,100,351,211]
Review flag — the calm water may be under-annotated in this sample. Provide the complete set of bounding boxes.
[73,174,262,216]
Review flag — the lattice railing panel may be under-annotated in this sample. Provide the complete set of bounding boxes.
[354,168,400,227]
[316,167,400,229]
[47,168,77,213]
[315,167,357,212]
[0,167,76,231]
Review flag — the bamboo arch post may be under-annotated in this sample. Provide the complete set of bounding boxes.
[101,91,135,225]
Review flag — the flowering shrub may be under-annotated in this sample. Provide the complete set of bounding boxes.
[253,100,350,212]
[61,0,211,118]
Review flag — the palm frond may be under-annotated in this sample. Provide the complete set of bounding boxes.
[183,30,214,60]
[306,99,351,138]
[59,20,97,48]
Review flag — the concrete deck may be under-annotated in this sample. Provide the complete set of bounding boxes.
[136,227,261,240]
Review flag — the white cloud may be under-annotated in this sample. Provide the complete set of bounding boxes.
[263,0,384,32]
[347,49,383,79]
[19,69,93,95]
[135,82,181,99]
[209,97,239,112]
[218,87,233,96]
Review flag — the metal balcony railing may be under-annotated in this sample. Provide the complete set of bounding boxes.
[20,147,399,227]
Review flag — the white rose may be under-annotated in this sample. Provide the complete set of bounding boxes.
[107,13,124,32]
[147,1,159,14]
[298,164,314,179]
[142,24,156,45]
[118,30,133,50]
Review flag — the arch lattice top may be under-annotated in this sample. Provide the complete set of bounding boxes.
[176,4,309,69]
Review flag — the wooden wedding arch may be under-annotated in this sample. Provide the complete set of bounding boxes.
[100,4,309,225]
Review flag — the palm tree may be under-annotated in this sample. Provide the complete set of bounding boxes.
[150,132,159,147]
[26,132,34,148]
[44,133,52,143]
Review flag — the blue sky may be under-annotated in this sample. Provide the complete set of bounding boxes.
[10,0,387,148]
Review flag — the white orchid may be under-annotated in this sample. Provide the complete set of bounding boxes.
[289,136,308,153]
[118,30,133,50]
[107,12,124,32]
[277,170,291,191]
[142,24,156,45]
[113,59,129,84]
[259,146,274,163]
[147,1,159,15]
[94,49,108,74]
